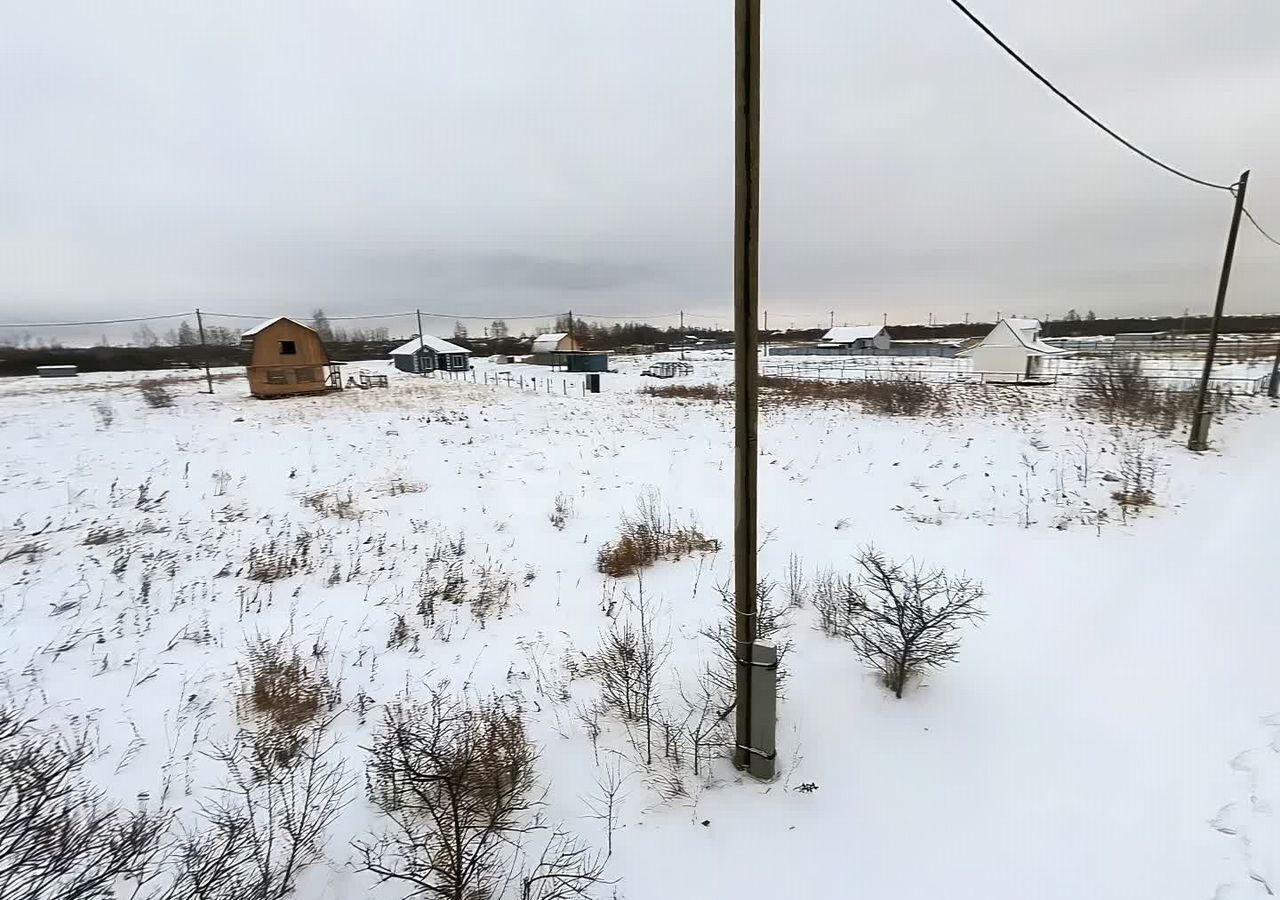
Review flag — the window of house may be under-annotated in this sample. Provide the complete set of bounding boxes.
[295,367,317,383]
[265,369,289,384]
[279,340,297,355]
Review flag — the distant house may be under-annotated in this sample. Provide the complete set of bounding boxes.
[958,318,1069,383]
[821,326,891,351]
[240,317,341,398]
[389,335,472,373]
[527,332,582,366]
[530,333,580,354]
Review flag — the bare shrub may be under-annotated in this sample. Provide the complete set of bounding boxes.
[581,579,672,766]
[837,548,986,698]
[811,566,860,639]
[521,827,612,900]
[357,687,539,900]
[165,722,353,900]
[301,489,361,520]
[92,400,115,429]
[1076,356,1217,433]
[138,379,176,409]
[596,489,719,578]
[0,707,169,900]
[549,492,574,531]
[1112,440,1157,514]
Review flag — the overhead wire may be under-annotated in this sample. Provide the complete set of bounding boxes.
[945,0,1236,192]
[0,312,188,329]
[1243,207,1280,248]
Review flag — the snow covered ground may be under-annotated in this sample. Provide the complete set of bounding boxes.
[2,356,1279,899]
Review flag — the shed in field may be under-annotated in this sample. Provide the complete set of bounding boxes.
[36,365,78,378]
[821,325,891,351]
[240,317,342,398]
[958,318,1069,383]
[563,351,610,372]
[528,332,583,366]
[531,332,579,354]
[389,335,472,373]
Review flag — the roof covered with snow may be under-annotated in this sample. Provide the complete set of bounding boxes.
[1004,318,1042,336]
[389,335,472,356]
[822,326,886,343]
[240,316,316,339]
[531,333,570,353]
[957,318,1068,357]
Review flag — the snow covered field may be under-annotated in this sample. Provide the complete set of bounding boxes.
[2,356,1279,899]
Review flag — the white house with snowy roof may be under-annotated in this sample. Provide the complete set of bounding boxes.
[820,325,891,351]
[958,318,1070,383]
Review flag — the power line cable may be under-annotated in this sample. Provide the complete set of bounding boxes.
[1243,207,1280,247]
[0,312,188,329]
[945,0,1235,192]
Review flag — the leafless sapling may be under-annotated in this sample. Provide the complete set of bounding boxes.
[843,548,986,699]
[357,686,539,900]
[0,707,170,900]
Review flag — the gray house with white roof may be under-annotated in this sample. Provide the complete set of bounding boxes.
[389,335,472,373]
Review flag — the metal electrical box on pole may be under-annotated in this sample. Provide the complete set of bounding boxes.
[732,0,775,781]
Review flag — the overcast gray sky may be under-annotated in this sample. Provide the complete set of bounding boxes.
[2,0,1278,335]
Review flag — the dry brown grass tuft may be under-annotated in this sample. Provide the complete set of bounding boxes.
[238,639,328,736]
[640,383,732,402]
[597,489,720,578]
[641,377,947,415]
[759,376,947,415]
[137,380,176,408]
[301,489,362,519]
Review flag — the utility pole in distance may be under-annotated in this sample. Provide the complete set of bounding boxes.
[1267,338,1280,399]
[732,0,774,782]
[416,309,427,375]
[1189,170,1249,451]
[195,308,213,394]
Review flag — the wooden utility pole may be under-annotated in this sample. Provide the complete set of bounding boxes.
[733,0,773,781]
[829,310,834,329]
[195,308,213,394]
[1189,170,1249,451]
[1268,339,1280,399]
[416,309,427,375]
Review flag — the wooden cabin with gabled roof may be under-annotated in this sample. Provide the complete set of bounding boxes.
[240,316,343,398]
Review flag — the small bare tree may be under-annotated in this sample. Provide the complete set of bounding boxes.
[0,707,170,900]
[520,827,612,900]
[357,687,539,900]
[168,720,352,900]
[581,755,629,858]
[582,577,671,766]
[843,548,985,699]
